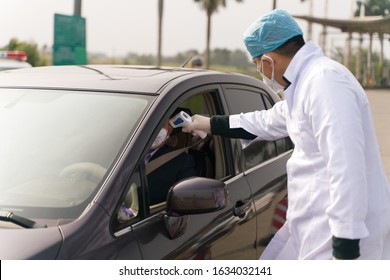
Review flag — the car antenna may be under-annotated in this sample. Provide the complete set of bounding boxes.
[181,56,193,68]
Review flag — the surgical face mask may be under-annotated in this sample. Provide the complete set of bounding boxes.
[258,55,285,94]
[151,128,168,150]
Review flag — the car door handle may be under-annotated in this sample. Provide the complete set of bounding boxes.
[233,201,251,218]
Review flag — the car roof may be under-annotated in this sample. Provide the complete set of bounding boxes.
[0,64,240,94]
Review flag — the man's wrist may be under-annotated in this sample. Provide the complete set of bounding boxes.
[332,236,360,259]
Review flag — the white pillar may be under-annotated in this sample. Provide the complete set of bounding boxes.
[367,33,373,86]
[344,32,352,69]
[321,0,329,55]
[356,34,363,84]
[379,33,385,85]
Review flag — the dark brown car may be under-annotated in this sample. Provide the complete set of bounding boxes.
[0,65,292,259]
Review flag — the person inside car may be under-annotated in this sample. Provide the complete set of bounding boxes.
[118,108,197,222]
[145,107,198,205]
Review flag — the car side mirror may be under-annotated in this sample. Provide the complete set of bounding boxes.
[163,177,228,239]
[166,177,228,216]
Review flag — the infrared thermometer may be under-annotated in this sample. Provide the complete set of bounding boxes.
[169,111,207,139]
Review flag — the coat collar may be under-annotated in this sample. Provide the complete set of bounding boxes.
[283,41,324,114]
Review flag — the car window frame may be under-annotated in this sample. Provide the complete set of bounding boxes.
[220,83,279,171]
[111,83,236,233]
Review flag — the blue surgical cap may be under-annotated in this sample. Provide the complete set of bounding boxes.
[243,9,303,58]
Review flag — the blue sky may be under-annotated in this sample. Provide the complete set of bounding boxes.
[0,0,368,58]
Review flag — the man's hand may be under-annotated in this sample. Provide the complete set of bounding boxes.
[182,114,211,134]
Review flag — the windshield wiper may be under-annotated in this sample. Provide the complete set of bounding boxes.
[0,211,47,228]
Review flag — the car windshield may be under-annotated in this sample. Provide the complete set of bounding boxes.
[0,88,151,221]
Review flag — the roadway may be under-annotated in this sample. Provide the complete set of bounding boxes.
[366,88,390,182]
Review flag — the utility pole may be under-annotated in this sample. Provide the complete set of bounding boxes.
[74,0,82,16]
[307,0,313,41]
[300,0,313,41]
[157,0,163,67]
[320,0,328,54]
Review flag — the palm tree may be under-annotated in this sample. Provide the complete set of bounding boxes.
[355,0,390,16]
[194,0,243,69]
[157,0,164,66]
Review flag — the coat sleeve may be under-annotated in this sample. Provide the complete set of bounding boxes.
[211,115,257,140]
[229,100,289,140]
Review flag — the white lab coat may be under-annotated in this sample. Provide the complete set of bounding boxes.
[230,42,390,259]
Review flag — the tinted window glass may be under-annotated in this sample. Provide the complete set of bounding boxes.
[132,91,222,217]
[224,86,265,114]
[223,86,276,169]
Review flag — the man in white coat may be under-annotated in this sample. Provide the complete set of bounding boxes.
[184,9,390,259]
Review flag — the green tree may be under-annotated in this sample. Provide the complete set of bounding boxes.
[330,45,389,86]
[1,38,41,66]
[194,0,243,69]
[229,49,252,68]
[355,0,390,16]
[211,48,231,65]
[133,54,155,65]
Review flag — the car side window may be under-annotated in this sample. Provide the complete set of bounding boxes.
[113,88,233,230]
[223,86,277,170]
[113,165,142,231]
[147,93,221,213]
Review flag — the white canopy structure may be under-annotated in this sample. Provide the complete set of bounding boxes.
[294,14,390,86]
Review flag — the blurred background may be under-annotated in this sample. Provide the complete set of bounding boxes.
[0,0,389,87]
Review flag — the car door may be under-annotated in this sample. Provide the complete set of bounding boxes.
[112,84,257,259]
[221,84,291,258]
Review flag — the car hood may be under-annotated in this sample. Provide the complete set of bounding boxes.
[0,226,63,259]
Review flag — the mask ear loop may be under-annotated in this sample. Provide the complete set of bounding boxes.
[260,59,265,76]
[262,55,275,80]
